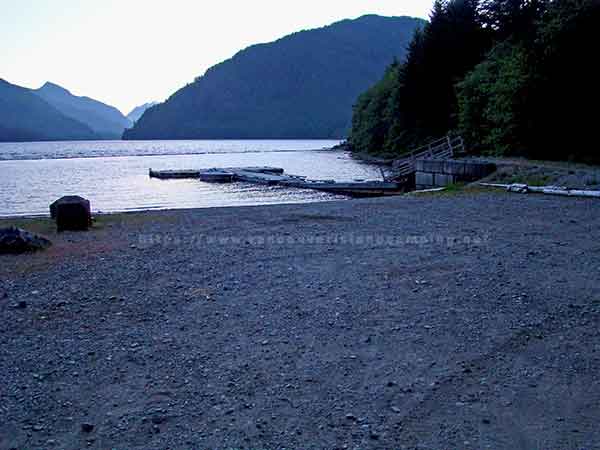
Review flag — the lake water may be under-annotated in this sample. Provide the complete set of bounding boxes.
[0,140,381,217]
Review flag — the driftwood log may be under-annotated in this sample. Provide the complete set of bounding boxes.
[479,183,600,199]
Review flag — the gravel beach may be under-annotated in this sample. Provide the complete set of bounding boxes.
[1,191,599,450]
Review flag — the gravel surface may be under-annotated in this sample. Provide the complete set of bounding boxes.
[1,191,599,450]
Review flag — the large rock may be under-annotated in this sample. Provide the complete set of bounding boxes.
[50,196,92,232]
[0,227,52,254]
[49,195,88,218]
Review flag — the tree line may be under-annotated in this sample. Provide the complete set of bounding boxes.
[349,0,600,163]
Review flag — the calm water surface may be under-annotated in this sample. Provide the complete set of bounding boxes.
[0,140,382,217]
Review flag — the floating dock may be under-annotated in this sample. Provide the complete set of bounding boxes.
[148,169,203,179]
[149,166,284,180]
[149,166,402,197]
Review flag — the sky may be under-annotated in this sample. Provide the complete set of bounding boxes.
[0,0,432,115]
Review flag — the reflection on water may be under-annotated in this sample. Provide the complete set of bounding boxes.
[0,141,382,217]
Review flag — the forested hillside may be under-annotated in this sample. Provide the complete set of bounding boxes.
[123,15,425,140]
[349,0,600,163]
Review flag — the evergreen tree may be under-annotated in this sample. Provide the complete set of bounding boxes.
[351,0,599,162]
[530,0,600,162]
[457,42,532,154]
[458,0,599,161]
[349,62,402,155]
[349,0,489,154]
[480,0,549,41]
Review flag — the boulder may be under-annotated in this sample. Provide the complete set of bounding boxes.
[50,196,90,219]
[0,227,52,254]
[51,196,92,232]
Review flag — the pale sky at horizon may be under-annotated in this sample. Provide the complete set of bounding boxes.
[0,0,432,114]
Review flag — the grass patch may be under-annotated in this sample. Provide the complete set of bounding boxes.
[492,168,556,186]
[93,211,179,229]
[0,217,57,236]
[412,182,497,197]
[507,174,553,186]
[443,182,467,193]
[0,210,178,237]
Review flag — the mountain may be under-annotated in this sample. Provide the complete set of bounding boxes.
[0,79,97,142]
[34,82,132,139]
[127,102,158,123]
[123,15,425,140]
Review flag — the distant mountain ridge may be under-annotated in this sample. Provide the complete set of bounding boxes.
[127,102,158,123]
[0,79,97,142]
[123,15,426,140]
[0,79,132,142]
[34,82,132,139]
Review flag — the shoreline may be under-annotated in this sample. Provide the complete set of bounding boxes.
[0,195,353,222]
[0,199,353,226]
[350,147,600,190]
[3,151,600,221]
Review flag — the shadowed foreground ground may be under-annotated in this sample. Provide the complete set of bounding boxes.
[1,191,599,450]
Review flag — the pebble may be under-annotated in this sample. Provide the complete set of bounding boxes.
[16,300,27,309]
[151,415,166,424]
[81,423,94,433]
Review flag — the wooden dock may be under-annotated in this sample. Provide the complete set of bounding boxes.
[149,166,284,180]
[149,166,403,197]
[148,169,203,179]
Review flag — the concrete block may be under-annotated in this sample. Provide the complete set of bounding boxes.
[416,172,434,188]
[443,161,467,176]
[414,159,426,172]
[430,160,446,173]
[435,173,457,186]
[416,159,444,174]
[415,158,497,184]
